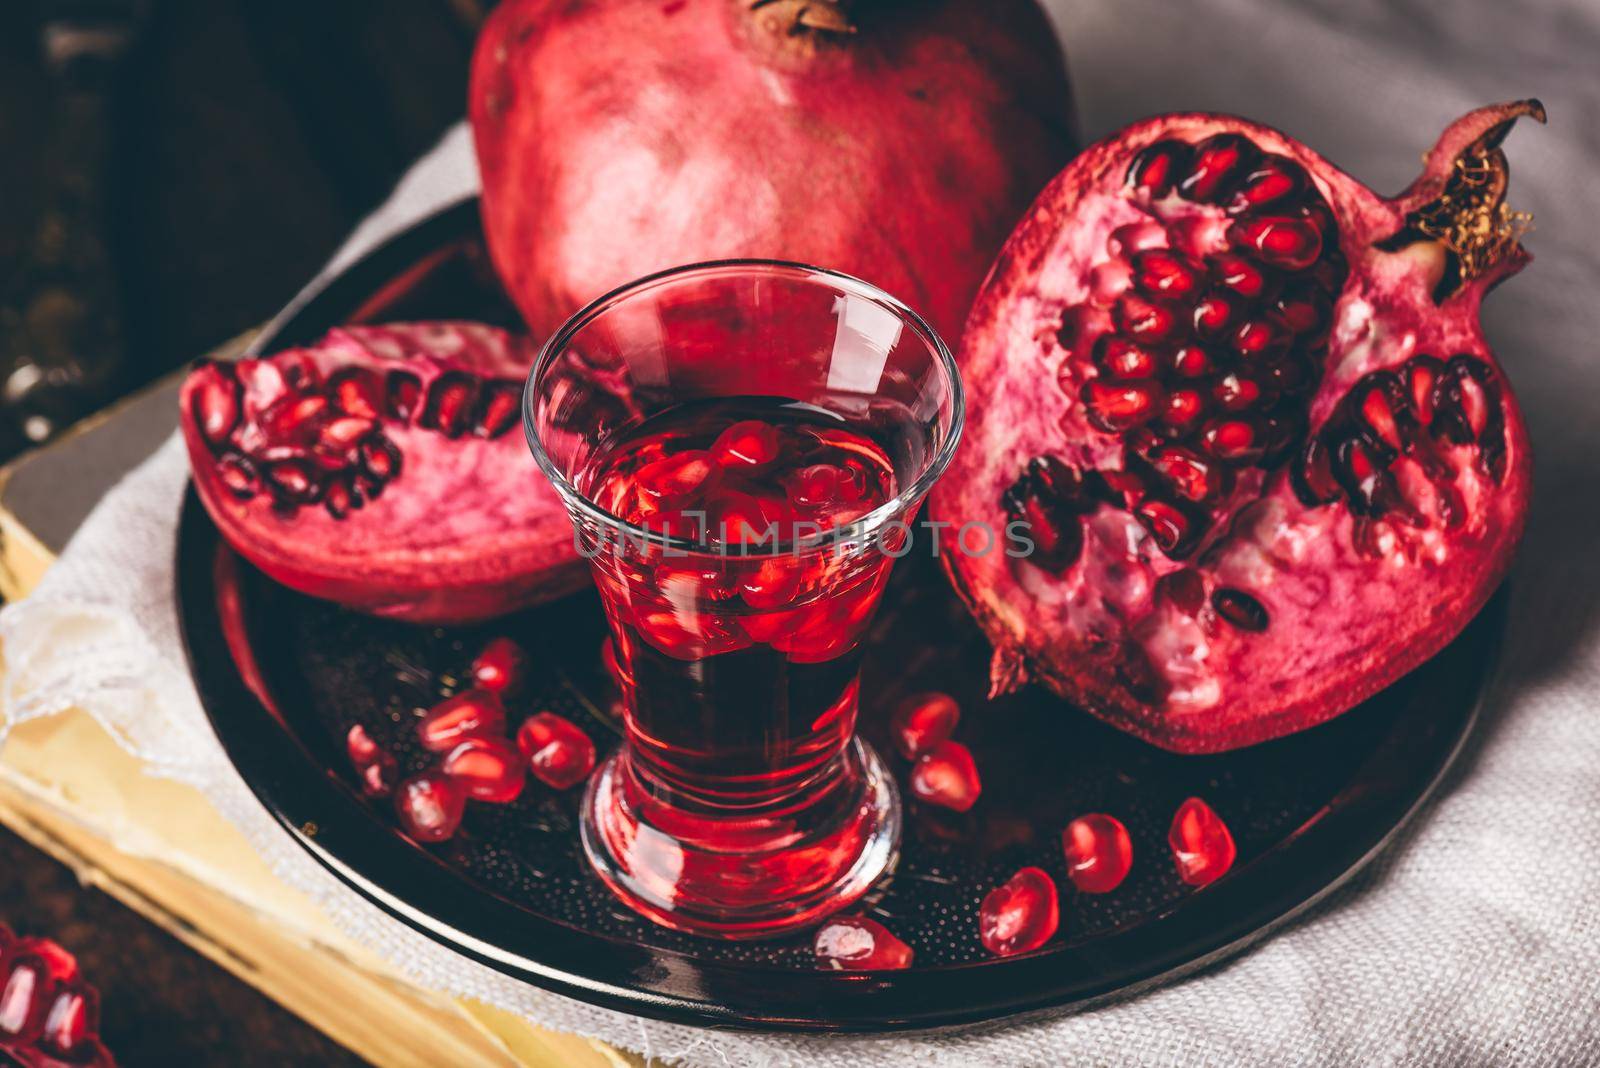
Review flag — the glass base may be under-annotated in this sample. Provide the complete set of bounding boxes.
[580,738,900,940]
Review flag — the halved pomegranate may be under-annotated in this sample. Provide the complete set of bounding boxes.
[933,102,1541,752]
[180,322,585,624]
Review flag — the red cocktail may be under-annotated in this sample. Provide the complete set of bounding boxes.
[525,263,962,937]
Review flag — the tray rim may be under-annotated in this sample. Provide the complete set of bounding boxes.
[176,197,1505,1033]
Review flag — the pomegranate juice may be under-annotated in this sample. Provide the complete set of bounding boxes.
[573,397,905,935]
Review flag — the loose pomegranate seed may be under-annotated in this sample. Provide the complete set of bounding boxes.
[345,724,397,797]
[889,692,960,760]
[813,915,914,971]
[1178,133,1258,203]
[359,757,397,798]
[979,867,1060,957]
[470,636,526,695]
[0,960,43,1039]
[1211,587,1269,632]
[1063,813,1134,893]
[394,772,467,843]
[417,690,507,752]
[710,419,781,469]
[1168,796,1237,886]
[39,982,98,1056]
[346,723,381,765]
[909,740,981,812]
[517,712,598,790]
[443,736,527,803]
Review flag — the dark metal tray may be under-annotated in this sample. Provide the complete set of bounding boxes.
[177,197,1501,1032]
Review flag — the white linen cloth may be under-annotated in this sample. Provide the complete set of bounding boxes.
[5,1,1600,1062]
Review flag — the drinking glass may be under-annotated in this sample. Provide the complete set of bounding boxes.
[524,261,963,938]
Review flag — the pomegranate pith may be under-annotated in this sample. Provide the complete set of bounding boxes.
[180,323,587,624]
[933,101,1541,752]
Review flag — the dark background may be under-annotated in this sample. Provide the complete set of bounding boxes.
[1,2,485,1063]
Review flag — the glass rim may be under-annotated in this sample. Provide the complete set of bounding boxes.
[522,258,966,559]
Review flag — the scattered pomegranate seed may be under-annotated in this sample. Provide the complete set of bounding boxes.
[443,736,528,803]
[979,867,1060,957]
[417,689,507,752]
[516,712,598,790]
[908,740,981,812]
[394,772,467,843]
[0,931,111,1066]
[1062,813,1134,894]
[812,915,913,971]
[889,692,960,760]
[1168,796,1237,886]
[470,637,526,695]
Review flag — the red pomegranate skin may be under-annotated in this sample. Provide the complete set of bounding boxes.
[469,0,1077,345]
[180,323,586,624]
[933,102,1541,752]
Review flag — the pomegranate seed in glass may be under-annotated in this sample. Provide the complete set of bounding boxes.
[524,261,962,938]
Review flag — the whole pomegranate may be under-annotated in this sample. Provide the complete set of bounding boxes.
[933,101,1542,753]
[469,0,1076,344]
[180,322,585,624]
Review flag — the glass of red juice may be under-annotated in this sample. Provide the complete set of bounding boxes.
[524,261,963,938]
